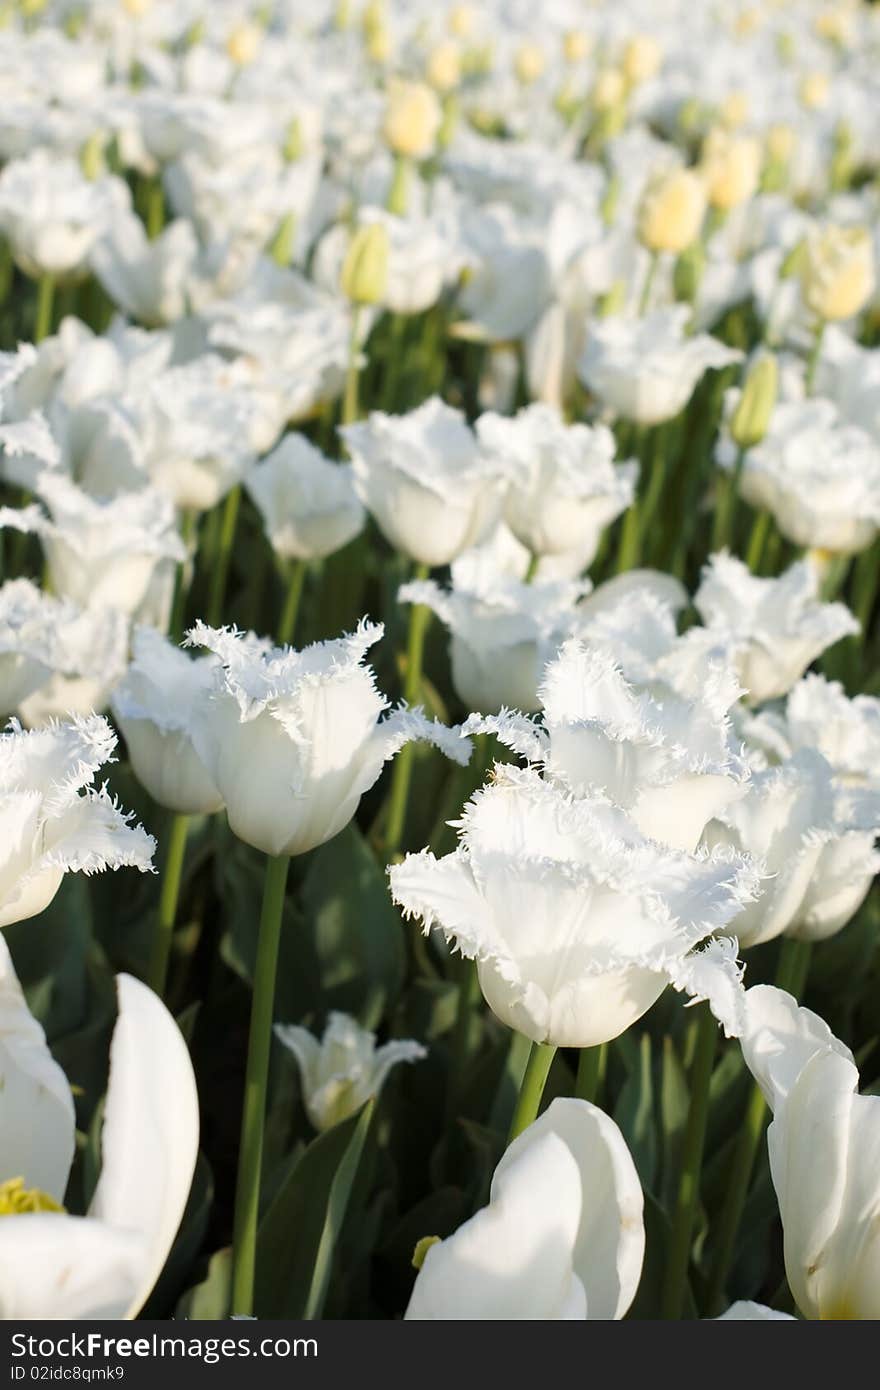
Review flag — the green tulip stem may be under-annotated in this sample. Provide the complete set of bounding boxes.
[638,251,659,315]
[745,509,770,574]
[575,1043,608,1106]
[342,306,363,426]
[231,852,290,1316]
[277,556,307,647]
[170,509,198,642]
[804,319,825,396]
[705,1080,768,1315]
[148,812,190,998]
[712,447,746,553]
[508,1041,557,1143]
[384,564,431,861]
[206,485,241,628]
[663,1003,717,1319]
[34,273,55,343]
[146,178,165,241]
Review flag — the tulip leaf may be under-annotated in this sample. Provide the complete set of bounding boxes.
[176,1247,232,1321]
[614,1031,657,1192]
[302,823,405,1027]
[255,1100,374,1318]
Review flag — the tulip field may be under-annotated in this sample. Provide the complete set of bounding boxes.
[2,0,880,1328]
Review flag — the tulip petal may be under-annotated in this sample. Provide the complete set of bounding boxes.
[740,983,854,1111]
[0,1212,144,1320]
[89,974,199,1318]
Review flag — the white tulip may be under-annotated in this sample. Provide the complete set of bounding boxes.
[731,398,880,554]
[185,619,471,858]
[475,404,638,561]
[741,985,880,1319]
[746,674,880,788]
[244,434,364,563]
[0,714,155,930]
[111,627,224,816]
[406,1098,644,1320]
[0,152,128,280]
[0,940,198,1319]
[391,766,757,1049]
[274,1012,425,1132]
[0,473,184,620]
[715,1302,795,1320]
[91,213,199,328]
[695,554,858,705]
[341,398,505,568]
[578,308,741,426]
[466,637,749,854]
[703,749,878,947]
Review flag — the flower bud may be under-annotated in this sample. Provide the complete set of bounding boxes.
[268,213,296,268]
[122,0,152,15]
[799,71,830,109]
[720,90,749,129]
[562,29,591,64]
[622,34,662,85]
[79,132,105,182]
[340,222,389,305]
[802,226,875,322]
[701,127,761,210]
[637,168,706,254]
[226,21,262,67]
[447,3,474,37]
[779,238,808,280]
[591,67,625,112]
[514,41,545,86]
[426,40,460,92]
[366,23,390,63]
[766,122,795,165]
[730,354,778,449]
[282,117,303,162]
[383,79,441,159]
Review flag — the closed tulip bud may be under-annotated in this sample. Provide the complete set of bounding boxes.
[720,90,749,129]
[267,213,296,267]
[637,168,707,254]
[780,237,808,280]
[426,40,460,92]
[282,117,303,163]
[340,222,389,306]
[226,21,262,67]
[802,226,875,322]
[730,353,778,449]
[673,239,706,305]
[701,128,762,210]
[600,173,620,228]
[562,29,591,64]
[734,7,761,36]
[383,79,441,159]
[122,0,151,15]
[591,67,625,112]
[366,24,390,63]
[766,123,795,165]
[79,132,105,182]
[799,71,830,109]
[333,0,351,29]
[622,34,662,85]
[830,121,854,191]
[514,41,545,86]
[447,3,474,37]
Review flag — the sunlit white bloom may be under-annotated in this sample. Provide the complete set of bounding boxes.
[745,675,880,789]
[729,398,880,554]
[0,714,155,931]
[740,985,880,1320]
[391,766,757,1048]
[400,560,588,715]
[715,1302,796,1321]
[578,308,741,426]
[0,152,129,280]
[703,749,879,947]
[0,579,129,726]
[406,1098,644,1320]
[274,1011,425,1132]
[0,474,184,619]
[111,628,224,817]
[185,619,470,858]
[475,405,637,562]
[0,942,198,1319]
[695,554,858,705]
[244,434,364,563]
[455,204,552,344]
[341,398,504,568]
[465,637,748,854]
[314,209,460,318]
[91,213,199,328]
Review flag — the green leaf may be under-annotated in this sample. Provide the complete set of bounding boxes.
[141,1152,214,1316]
[627,1191,698,1320]
[302,824,406,1027]
[659,1035,689,1212]
[255,1100,374,1318]
[614,1031,657,1192]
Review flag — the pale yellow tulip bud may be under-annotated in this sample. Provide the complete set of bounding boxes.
[383,79,441,159]
[734,7,762,37]
[447,3,474,38]
[730,354,778,449]
[637,168,707,254]
[79,131,105,181]
[362,0,386,34]
[592,67,625,112]
[799,72,830,110]
[701,128,761,210]
[226,21,262,67]
[122,0,152,16]
[814,7,853,46]
[340,222,389,305]
[333,0,352,30]
[766,123,795,165]
[426,41,460,93]
[514,42,546,86]
[802,226,875,322]
[622,34,662,85]
[366,25,391,63]
[720,91,750,129]
[562,29,592,64]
